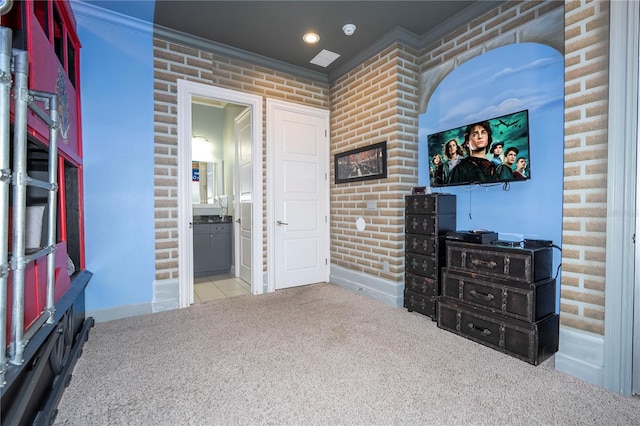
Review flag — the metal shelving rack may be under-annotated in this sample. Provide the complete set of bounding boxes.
[0,26,60,383]
[0,2,93,421]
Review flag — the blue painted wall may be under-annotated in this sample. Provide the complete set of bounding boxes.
[418,43,564,309]
[74,2,156,311]
[72,3,563,315]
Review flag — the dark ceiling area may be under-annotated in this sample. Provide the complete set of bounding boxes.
[153,1,477,73]
[86,1,500,80]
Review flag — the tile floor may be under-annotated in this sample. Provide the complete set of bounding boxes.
[194,273,251,303]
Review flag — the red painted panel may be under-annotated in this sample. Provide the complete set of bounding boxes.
[53,241,71,299]
[22,256,46,331]
[3,0,83,348]
[5,242,72,346]
[27,21,81,164]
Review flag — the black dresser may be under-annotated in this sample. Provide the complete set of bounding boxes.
[438,240,559,365]
[404,193,456,320]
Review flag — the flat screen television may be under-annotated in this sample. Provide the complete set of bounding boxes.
[427,110,530,187]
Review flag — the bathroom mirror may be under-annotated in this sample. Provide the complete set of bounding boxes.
[192,160,223,206]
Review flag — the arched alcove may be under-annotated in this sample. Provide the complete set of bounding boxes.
[418,7,563,114]
[418,41,564,310]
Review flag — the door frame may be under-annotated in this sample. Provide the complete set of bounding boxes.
[266,98,330,293]
[605,0,638,395]
[177,80,263,307]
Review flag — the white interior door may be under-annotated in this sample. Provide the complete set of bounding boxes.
[235,108,252,284]
[269,100,329,290]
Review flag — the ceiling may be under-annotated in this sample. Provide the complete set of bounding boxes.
[85,1,501,82]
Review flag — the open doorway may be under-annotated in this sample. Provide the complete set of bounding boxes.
[191,101,248,302]
[177,80,263,308]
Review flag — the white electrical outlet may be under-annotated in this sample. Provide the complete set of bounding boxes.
[382,261,389,272]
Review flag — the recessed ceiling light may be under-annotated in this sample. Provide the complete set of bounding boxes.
[303,32,320,44]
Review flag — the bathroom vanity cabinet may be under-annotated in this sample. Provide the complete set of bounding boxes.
[193,222,232,277]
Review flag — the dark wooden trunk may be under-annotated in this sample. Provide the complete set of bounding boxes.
[438,299,559,365]
[403,193,456,320]
[438,240,559,365]
[445,241,553,283]
[441,269,556,322]
[404,290,437,318]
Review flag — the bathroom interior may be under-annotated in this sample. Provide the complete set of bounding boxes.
[191,100,250,302]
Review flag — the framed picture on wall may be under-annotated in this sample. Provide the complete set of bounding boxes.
[334,141,387,184]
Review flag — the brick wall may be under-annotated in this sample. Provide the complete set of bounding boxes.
[329,44,419,282]
[562,0,609,335]
[416,0,608,335]
[153,0,611,337]
[153,39,330,281]
[419,1,564,75]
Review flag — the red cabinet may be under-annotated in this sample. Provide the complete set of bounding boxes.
[1,2,90,423]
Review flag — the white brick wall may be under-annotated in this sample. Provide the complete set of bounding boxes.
[417,0,607,335]
[153,39,330,282]
[561,0,609,335]
[152,1,609,336]
[330,44,418,282]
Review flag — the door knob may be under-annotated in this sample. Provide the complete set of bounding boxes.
[236,218,241,223]
[276,220,289,226]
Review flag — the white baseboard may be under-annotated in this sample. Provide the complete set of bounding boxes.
[87,273,608,392]
[555,326,604,388]
[329,266,607,390]
[87,302,153,323]
[330,264,403,308]
[87,279,181,323]
[87,269,613,396]
[152,278,179,313]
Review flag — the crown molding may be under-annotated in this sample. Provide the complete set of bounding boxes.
[152,24,329,84]
[71,1,505,85]
[328,1,503,82]
[328,26,421,82]
[70,1,154,36]
[420,1,503,47]
[71,0,328,83]
[151,1,504,84]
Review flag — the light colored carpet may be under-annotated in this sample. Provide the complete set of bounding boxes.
[54,283,640,425]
